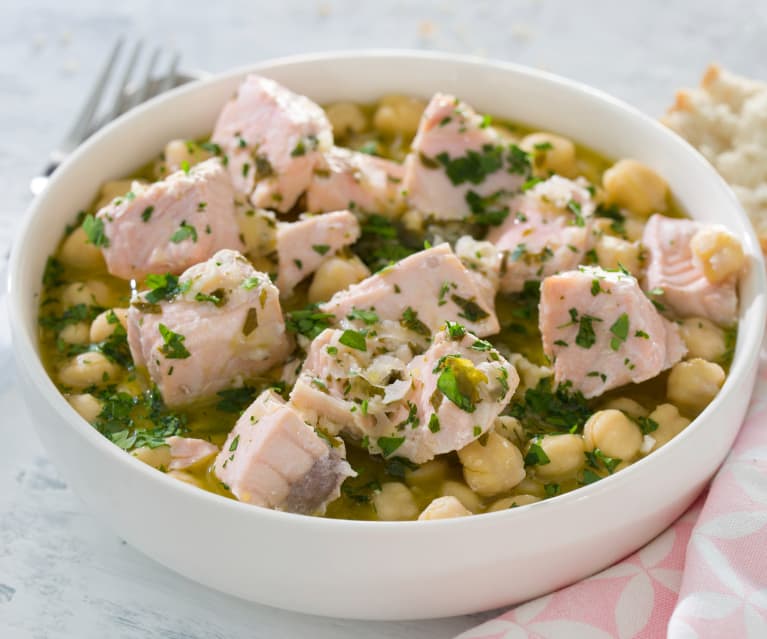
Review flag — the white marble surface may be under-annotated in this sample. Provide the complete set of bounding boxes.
[1,1,765,637]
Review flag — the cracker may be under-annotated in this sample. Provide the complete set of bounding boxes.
[663,64,767,251]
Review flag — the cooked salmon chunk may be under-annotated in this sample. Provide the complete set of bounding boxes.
[211,74,333,213]
[127,249,291,406]
[320,243,500,337]
[402,93,527,221]
[539,266,686,398]
[213,390,353,514]
[276,210,361,293]
[642,214,741,326]
[487,176,596,293]
[306,147,405,214]
[97,159,244,280]
[291,323,517,463]
[166,436,219,471]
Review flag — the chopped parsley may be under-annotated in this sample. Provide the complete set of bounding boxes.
[144,273,187,304]
[195,288,227,307]
[444,320,466,340]
[428,413,441,433]
[636,416,659,435]
[524,442,550,467]
[158,324,191,359]
[465,190,510,226]
[170,221,198,244]
[141,206,154,222]
[338,329,367,352]
[509,378,591,435]
[400,307,431,336]
[435,144,505,186]
[434,355,486,413]
[377,436,406,457]
[574,312,601,349]
[451,294,489,322]
[347,308,379,325]
[312,244,331,256]
[82,214,109,248]
[285,304,335,339]
[567,199,585,227]
[609,313,629,351]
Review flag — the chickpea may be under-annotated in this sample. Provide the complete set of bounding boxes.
[679,318,727,361]
[163,139,214,172]
[61,280,113,308]
[690,226,745,283]
[520,132,577,178]
[404,458,448,487]
[90,308,128,343]
[132,445,172,470]
[583,409,643,461]
[595,235,642,275]
[373,95,426,138]
[487,494,540,512]
[58,352,121,389]
[400,209,424,234]
[494,415,525,445]
[440,480,482,513]
[602,159,668,217]
[667,358,725,414]
[602,397,648,419]
[66,393,103,422]
[59,322,90,345]
[418,496,471,521]
[308,256,371,303]
[373,482,419,521]
[513,477,546,498]
[59,226,105,270]
[648,403,691,450]
[457,432,525,497]
[533,434,585,479]
[94,179,134,210]
[325,102,368,136]
[237,208,277,257]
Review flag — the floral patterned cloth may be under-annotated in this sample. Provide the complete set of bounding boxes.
[458,348,767,639]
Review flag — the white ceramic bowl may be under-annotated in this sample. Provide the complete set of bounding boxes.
[9,51,766,620]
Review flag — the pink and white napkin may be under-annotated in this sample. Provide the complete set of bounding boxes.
[458,349,767,639]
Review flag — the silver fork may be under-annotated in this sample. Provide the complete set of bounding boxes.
[29,37,184,195]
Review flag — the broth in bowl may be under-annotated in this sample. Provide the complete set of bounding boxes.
[38,75,743,521]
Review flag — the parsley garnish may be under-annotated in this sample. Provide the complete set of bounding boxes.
[510,378,591,435]
[400,307,431,336]
[524,442,550,467]
[636,416,659,435]
[144,273,186,304]
[575,313,601,349]
[312,244,331,256]
[428,413,441,433]
[158,324,191,359]
[82,214,109,248]
[285,304,335,339]
[436,144,505,185]
[451,294,489,322]
[377,436,406,457]
[170,221,198,244]
[444,320,466,340]
[141,206,154,222]
[338,329,367,352]
[347,308,379,325]
[609,313,629,351]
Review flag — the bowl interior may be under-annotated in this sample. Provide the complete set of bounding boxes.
[8,51,766,619]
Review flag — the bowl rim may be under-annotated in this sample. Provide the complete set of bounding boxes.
[9,48,766,531]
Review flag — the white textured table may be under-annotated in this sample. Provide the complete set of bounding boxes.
[1,2,764,637]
